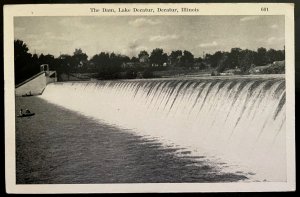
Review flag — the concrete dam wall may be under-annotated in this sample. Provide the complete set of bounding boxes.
[40,76,286,181]
[15,70,57,96]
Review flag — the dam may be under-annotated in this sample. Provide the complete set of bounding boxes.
[39,75,286,182]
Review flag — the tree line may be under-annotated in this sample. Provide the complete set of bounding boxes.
[14,39,285,84]
[205,47,285,74]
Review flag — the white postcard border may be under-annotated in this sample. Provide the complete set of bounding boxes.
[4,3,295,193]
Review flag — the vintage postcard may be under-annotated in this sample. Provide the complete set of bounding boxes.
[4,3,295,193]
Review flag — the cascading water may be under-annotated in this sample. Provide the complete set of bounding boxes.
[40,76,286,182]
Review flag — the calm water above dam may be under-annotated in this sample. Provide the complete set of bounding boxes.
[16,97,247,184]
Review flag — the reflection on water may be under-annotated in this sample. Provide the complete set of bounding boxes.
[16,97,247,184]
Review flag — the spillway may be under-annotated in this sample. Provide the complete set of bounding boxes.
[40,76,286,182]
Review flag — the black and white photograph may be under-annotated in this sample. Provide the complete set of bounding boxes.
[4,3,295,193]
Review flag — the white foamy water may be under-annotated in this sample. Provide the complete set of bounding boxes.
[40,77,286,182]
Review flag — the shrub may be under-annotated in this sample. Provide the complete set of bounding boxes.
[211,70,220,76]
[142,69,154,78]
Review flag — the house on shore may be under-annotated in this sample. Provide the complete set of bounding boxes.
[249,60,285,74]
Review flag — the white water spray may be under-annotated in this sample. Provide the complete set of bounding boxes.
[40,76,286,181]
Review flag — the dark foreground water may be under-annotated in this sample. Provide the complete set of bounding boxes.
[16,96,247,184]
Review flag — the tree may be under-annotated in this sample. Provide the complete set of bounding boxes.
[228,48,242,69]
[125,67,138,79]
[256,47,267,66]
[14,40,39,84]
[209,51,224,68]
[72,48,88,72]
[142,68,154,78]
[14,40,30,60]
[90,52,123,79]
[39,54,55,67]
[266,48,284,63]
[131,56,139,62]
[216,52,231,73]
[109,52,123,73]
[238,49,256,73]
[194,57,203,63]
[120,55,130,63]
[149,48,168,66]
[32,54,39,63]
[181,50,194,68]
[56,54,73,76]
[194,57,206,70]
[138,50,149,63]
[169,50,182,66]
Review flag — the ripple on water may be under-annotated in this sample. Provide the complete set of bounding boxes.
[16,96,248,184]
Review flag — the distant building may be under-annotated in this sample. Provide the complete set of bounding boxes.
[249,61,285,74]
[193,62,206,70]
[121,62,135,68]
[249,65,271,74]
[222,68,242,75]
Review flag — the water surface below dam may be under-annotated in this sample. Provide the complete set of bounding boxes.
[16,96,248,184]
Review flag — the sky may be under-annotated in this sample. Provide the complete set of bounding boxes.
[14,15,285,59]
